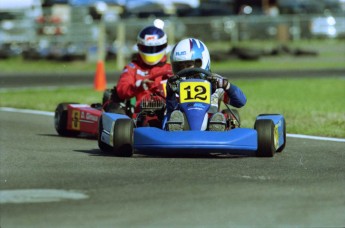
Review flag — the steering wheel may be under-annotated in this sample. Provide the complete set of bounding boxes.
[169,67,212,83]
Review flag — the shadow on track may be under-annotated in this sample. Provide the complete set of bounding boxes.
[73,148,249,159]
[39,133,253,159]
[38,133,96,140]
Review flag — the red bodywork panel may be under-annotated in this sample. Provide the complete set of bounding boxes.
[66,104,102,135]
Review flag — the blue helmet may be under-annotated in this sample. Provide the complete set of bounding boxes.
[137,26,168,65]
[170,38,211,75]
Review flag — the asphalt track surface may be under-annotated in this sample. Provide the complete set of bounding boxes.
[1,70,345,227]
[1,110,345,227]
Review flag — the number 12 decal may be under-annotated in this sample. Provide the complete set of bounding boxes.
[183,85,207,101]
[179,81,211,104]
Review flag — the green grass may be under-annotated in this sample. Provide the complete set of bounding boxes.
[237,77,345,138]
[1,77,344,138]
[0,58,100,74]
[1,39,344,138]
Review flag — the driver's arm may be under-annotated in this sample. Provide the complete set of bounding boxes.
[209,73,247,108]
[224,84,247,108]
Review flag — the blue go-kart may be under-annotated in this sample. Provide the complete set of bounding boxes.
[98,68,286,157]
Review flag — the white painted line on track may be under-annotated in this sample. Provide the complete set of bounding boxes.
[0,189,88,204]
[0,107,54,116]
[287,133,345,143]
[1,107,345,143]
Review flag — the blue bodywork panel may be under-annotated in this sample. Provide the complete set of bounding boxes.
[101,112,258,155]
[134,127,258,155]
[100,111,286,156]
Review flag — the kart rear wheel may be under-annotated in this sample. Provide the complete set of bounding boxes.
[113,118,134,157]
[98,117,113,153]
[102,89,112,105]
[54,102,79,137]
[102,87,128,115]
[255,119,275,157]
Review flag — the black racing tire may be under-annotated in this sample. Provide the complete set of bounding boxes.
[102,89,112,105]
[54,102,79,137]
[113,118,134,157]
[231,47,262,61]
[98,117,113,153]
[255,119,275,157]
[256,114,286,153]
[276,117,286,153]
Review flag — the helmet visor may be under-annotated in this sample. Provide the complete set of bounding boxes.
[138,43,167,54]
[139,51,165,65]
[172,60,202,75]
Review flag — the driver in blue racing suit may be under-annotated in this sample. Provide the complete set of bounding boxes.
[165,38,247,131]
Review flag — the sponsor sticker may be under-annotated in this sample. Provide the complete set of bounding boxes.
[136,69,148,76]
[86,113,98,122]
[144,35,158,45]
[176,51,187,56]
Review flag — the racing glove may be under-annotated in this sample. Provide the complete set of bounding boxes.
[208,73,230,90]
[167,75,180,92]
[135,79,154,90]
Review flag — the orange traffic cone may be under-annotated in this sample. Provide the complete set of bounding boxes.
[94,60,107,91]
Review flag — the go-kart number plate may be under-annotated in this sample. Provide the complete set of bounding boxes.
[71,110,80,130]
[179,81,211,104]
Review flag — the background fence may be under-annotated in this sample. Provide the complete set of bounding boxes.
[1,5,345,69]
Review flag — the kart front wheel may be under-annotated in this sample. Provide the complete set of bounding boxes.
[98,117,113,153]
[113,118,134,157]
[54,102,79,137]
[255,119,275,157]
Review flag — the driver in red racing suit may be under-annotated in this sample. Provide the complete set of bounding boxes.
[103,25,172,125]
[116,55,172,113]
